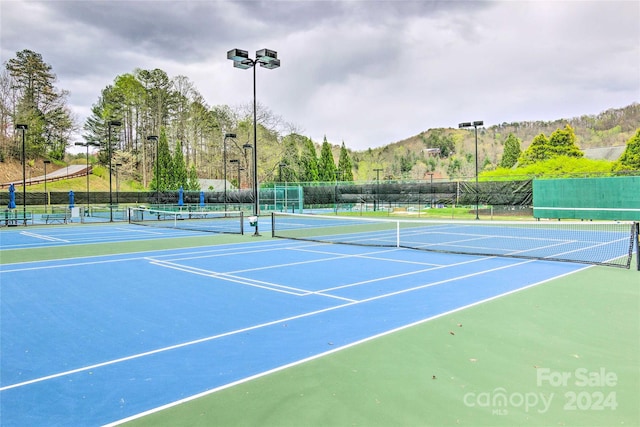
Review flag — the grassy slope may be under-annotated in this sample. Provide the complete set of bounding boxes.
[124,259,639,427]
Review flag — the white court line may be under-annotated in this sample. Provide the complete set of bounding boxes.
[290,246,443,267]
[148,258,357,303]
[114,226,165,235]
[150,245,409,277]
[0,256,143,274]
[103,263,591,427]
[317,255,494,294]
[19,231,69,243]
[0,240,301,272]
[149,259,312,296]
[1,255,548,393]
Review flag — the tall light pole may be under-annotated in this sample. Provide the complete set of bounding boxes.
[227,48,281,236]
[147,135,159,204]
[242,142,253,193]
[458,120,484,220]
[334,170,343,214]
[223,133,236,212]
[15,124,28,223]
[115,163,123,205]
[229,159,241,190]
[427,172,434,209]
[374,168,383,212]
[75,141,99,214]
[43,160,51,213]
[107,120,122,221]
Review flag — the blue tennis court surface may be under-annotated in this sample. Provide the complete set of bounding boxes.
[1,228,588,426]
[0,223,237,250]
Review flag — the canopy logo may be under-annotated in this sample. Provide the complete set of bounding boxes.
[463,388,553,415]
[463,367,619,415]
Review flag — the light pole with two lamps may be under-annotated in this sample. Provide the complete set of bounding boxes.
[458,120,483,220]
[107,120,122,221]
[227,48,281,236]
[242,143,253,190]
[229,159,242,192]
[115,163,123,205]
[75,141,100,215]
[426,172,434,209]
[223,133,236,212]
[373,168,383,212]
[43,160,51,213]
[15,124,28,222]
[146,135,159,204]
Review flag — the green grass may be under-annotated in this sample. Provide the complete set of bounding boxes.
[122,259,639,427]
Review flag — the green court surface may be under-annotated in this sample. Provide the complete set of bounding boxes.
[124,257,639,427]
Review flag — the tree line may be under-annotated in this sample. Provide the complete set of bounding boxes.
[489,124,640,178]
[1,49,638,189]
[1,49,356,191]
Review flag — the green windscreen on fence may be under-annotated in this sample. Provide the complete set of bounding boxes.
[260,185,304,213]
[533,177,640,220]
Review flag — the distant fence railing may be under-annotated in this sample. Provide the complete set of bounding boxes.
[0,168,90,189]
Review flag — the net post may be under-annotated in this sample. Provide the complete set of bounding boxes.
[633,222,640,271]
[396,220,400,248]
[271,212,275,237]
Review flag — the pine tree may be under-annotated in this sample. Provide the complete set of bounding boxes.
[548,124,583,158]
[172,140,188,190]
[6,49,73,159]
[518,133,550,166]
[337,142,354,181]
[318,137,336,182]
[187,164,200,190]
[518,125,583,167]
[279,134,301,182]
[499,133,522,168]
[299,137,319,182]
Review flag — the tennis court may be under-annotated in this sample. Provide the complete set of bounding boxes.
[1,216,638,426]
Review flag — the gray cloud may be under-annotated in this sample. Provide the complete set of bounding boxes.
[1,0,638,150]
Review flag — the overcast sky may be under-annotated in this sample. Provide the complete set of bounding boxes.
[2,0,639,150]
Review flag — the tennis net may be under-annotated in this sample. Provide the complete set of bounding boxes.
[272,212,639,269]
[129,208,244,234]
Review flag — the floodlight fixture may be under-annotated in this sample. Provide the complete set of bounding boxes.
[234,60,253,70]
[256,48,278,63]
[227,48,249,62]
[260,59,280,69]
